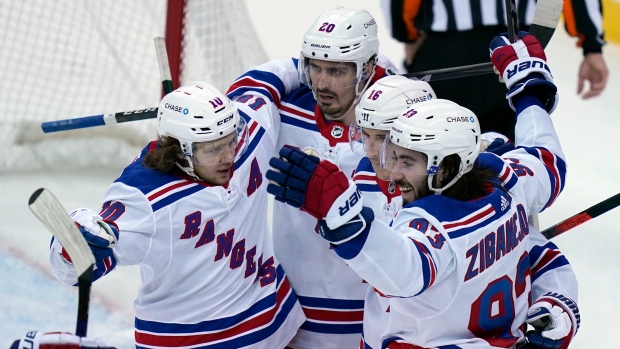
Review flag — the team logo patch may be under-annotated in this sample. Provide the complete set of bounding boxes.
[331,125,344,138]
[388,181,395,194]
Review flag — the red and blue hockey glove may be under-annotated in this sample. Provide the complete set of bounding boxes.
[65,208,119,264]
[525,297,577,349]
[267,147,367,235]
[490,31,558,114]
[11,331,117,349]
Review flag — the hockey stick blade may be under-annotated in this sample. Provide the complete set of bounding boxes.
[542,193,620,240]
[404,0,563,81]
[28,188,95,336]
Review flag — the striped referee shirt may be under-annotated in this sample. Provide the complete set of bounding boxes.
[384,0,605,53]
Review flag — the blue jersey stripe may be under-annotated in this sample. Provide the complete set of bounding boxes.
[356,183,381,192]
[300,321,362,334]
[135,286,298,349]
[532,256,570,282]
[281,113,318,131]
[151,184,206,212]
[297,296,364,310]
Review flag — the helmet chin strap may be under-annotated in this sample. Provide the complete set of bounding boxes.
[176,159,203,181]
[428,173,462,195]
[428,161,465,195]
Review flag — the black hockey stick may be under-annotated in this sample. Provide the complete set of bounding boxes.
[505,0,520,43]
[28,188,96,337]
[404,0,563,81]
[42,37,174,133]
[541,193,620,240]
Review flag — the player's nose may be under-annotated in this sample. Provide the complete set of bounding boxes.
[389,170,403,182]
[221,146,235,163]
[315,71,331,90]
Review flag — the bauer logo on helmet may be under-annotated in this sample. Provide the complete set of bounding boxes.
[364,19,376,28]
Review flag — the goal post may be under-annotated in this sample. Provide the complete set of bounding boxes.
[0,0,268,173]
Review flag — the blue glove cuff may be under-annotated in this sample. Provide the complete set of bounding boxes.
[508,78,557,115]
[318,206,374,247]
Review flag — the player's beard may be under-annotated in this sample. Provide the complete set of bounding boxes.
[315,88,346,120]
[396,179,431,206]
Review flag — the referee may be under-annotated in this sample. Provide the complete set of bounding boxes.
[382,0,607,140]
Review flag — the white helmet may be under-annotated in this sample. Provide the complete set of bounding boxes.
[355,76,436,130]
[350,76,436,154]
[157,81,247,179]
[299,6,380,97]
[385,99,481,193]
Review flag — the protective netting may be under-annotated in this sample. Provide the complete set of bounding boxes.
[0,0,267,172]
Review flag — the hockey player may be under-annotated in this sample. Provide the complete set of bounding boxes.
[227,6,396,348]
[351,77,579,349]
[350,75,432,348]
[46,82,305,348]
[351,75,434,223]
[266,33,579,349]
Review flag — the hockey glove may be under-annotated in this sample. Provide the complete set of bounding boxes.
[489,32,558,114]
[11,331,117,349]
[525,300,573,349]
[266,147,363,229]
[317,206,374,245]
[480,131,515,156]
[67,208,119,263]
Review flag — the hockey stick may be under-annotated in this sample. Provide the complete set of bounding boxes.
[541,193,620,240]
[505,0,520,43]
[404,0,563,81]
[40,108,159,133]
[41,37,174,133]
[28,188,96,337]
[155,37,174,95]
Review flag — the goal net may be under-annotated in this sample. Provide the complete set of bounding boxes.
[0,0,268,172]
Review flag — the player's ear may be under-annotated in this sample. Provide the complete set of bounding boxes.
[437,155,460,185]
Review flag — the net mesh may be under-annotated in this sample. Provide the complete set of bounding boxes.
[0,0,267,172]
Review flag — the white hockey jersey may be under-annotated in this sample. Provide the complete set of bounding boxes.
[49,98,305,348]
[330,102,575,349]
[353,158,579,349]
[227,55,396,349]
[353,157,402,349]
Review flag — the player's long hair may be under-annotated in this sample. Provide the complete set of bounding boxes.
[143,136,187,173]
[436,154,506,201]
